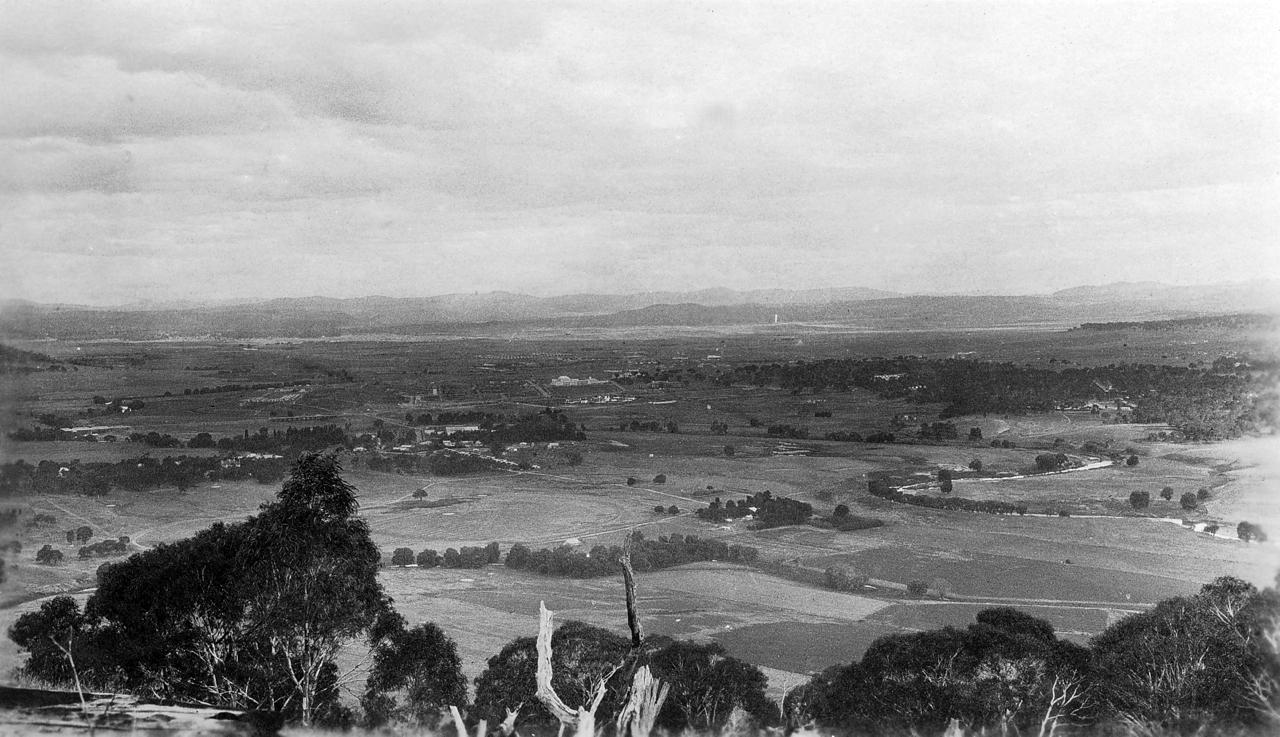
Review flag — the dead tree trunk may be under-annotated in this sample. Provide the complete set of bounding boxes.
[619,537,643,648]
[536,601,617,737]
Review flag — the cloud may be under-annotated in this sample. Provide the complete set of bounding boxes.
[0,1,1276,304]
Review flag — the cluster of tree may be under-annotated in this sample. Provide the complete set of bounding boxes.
[505,533,759,578]
[472,623,778,735]
[391,543,501,568]
[812,504,884,532]
[20,512,57,530]
[7,426,67,441]
[194,425,350,453]
[35,413,74,428]
[0,454,287,497]
[695,490,815,528]
[34,544,64,564]
[868,476,1028,516]
[424,450,507,476]
[917,421,958,440]
[12,454,1280,735]
[721,357,1278,439]
[823,566,869,592]
[129,431,184,448]
[64,525,93,543]
[1034,452,1074,472]
[448,409,585,444]
[78,536,130,559]
[8,453,385,726]
[97,398,146,412]
[418,410,493,425]
[789,577,1280,735]
[1074,313,1277,332]
[0,343,63,372]
[1239,521,1268,543]
[766,424,809,439]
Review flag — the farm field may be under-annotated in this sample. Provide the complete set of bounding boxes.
[377,562,893,698]
[929,456,1217,516]
[2,325,1278,705]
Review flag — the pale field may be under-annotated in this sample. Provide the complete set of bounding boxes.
[928,457,1218,515]
[2,378,1278,701]
[373,562,890,699]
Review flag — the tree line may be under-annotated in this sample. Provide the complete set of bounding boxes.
[694,490,815,529]
[867,475,1028,516]
[721,357,1278,440]
[0,455,288,497]
[6,454,777,733]
[504,533,760,578]
[8,454,1279,735]
[787,577,1279,736]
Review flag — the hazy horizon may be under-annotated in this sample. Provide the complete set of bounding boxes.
[2,1,1277,305]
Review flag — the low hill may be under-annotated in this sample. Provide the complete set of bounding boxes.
[1,281,1275,339]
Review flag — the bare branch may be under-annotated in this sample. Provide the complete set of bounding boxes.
[47,634,88,715]
[614,665,670,737]
[536,601,582,728]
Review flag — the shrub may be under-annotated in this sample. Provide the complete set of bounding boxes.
[1129,490,1150,510]
[1058,510,1071,517]
[626,477,637,486]
[723,445,735,456]
[1237,521,1267,542]
[906,580,928,597]
[652,474,666,484]
[1197,487,1211,500]
[968,458,983,472]
[653,505,666,514]
[865,476,1026,516]
[1160,486,1174,500]
[1180,492,1198,510]
[390,548,414,567]
[824,567,868,592]
[1035,453,1070,472]
[1126,454,1139,467]
[830,515,884,532]
[416,549,440,568]
[666,505,680,515]
[833,504,850,519]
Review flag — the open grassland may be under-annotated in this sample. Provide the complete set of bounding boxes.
[378,562,892,696]
[4,329,1278,699]
[712,621,901,675]
[931,457,1217,515]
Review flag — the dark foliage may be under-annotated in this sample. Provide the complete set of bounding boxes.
[361,613,467,728]
[867,475,1027,516]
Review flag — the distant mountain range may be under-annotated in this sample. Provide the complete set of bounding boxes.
[1,281,1276,340]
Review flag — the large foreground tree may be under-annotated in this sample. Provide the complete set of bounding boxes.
[9,453,393,727]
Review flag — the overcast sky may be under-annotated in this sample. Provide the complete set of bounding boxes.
[1,1,1276,305]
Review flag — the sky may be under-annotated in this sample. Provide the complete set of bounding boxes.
[1,1,1277,305]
